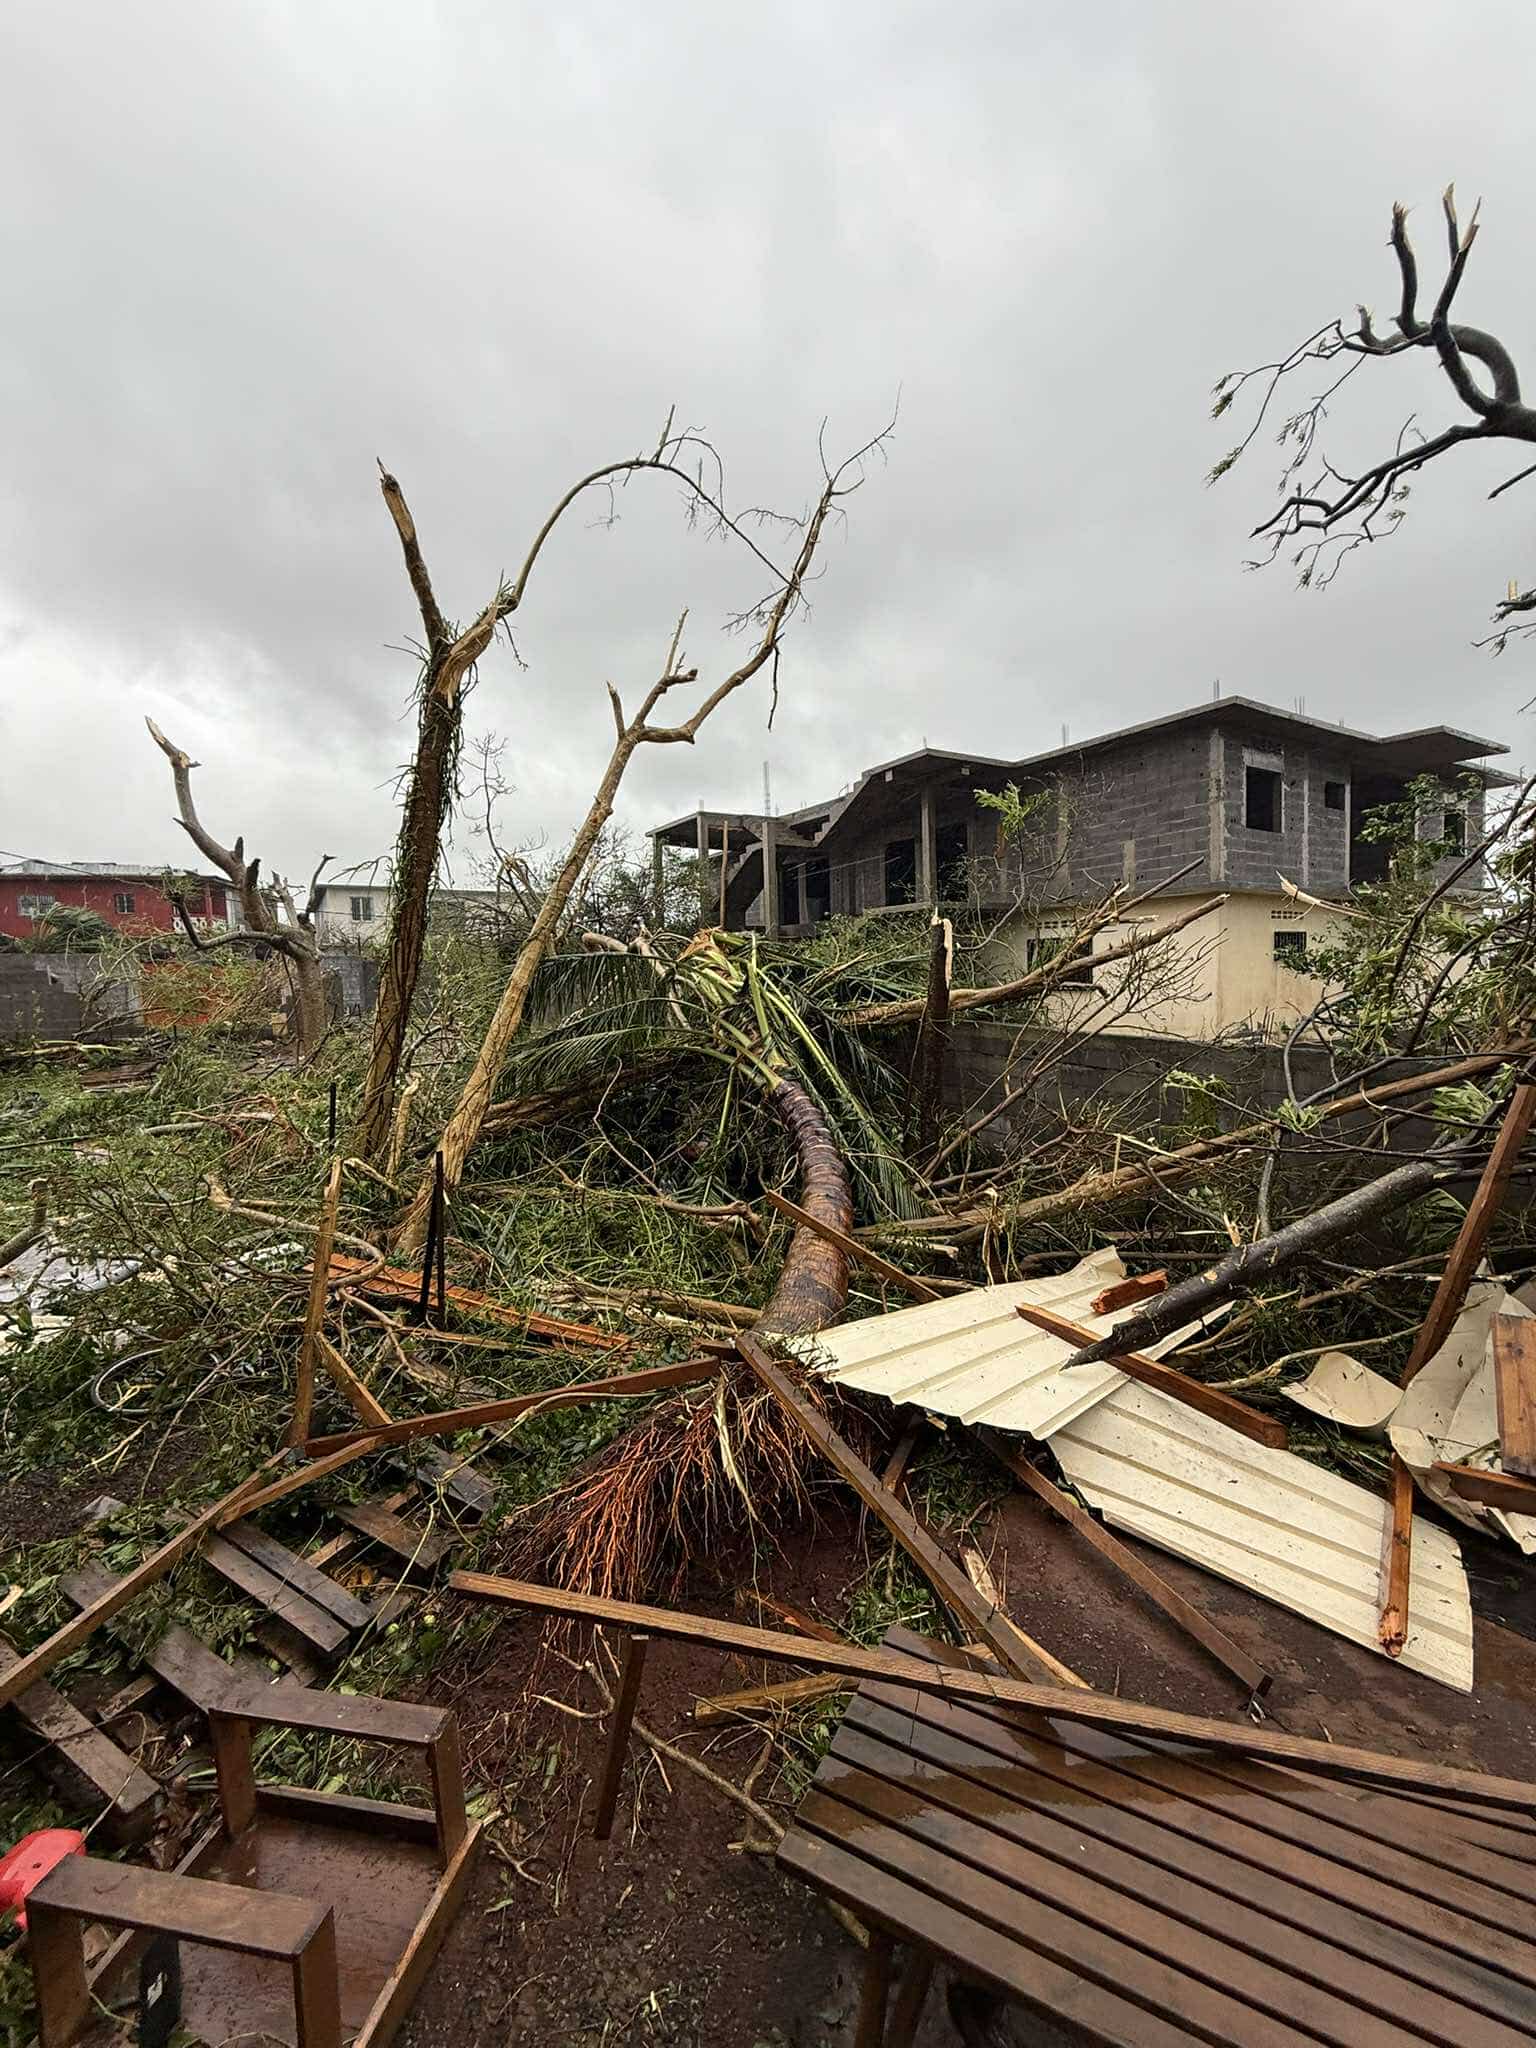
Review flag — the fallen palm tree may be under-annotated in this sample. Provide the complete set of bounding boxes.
[510,1073,862,1599]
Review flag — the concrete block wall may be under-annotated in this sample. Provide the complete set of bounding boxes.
[0,955,140,1042]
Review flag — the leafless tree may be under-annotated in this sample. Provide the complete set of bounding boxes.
[145,718,331,1053]
[1212,188,1536,643]
[394,415,896,1247]
[357,413,884,1163]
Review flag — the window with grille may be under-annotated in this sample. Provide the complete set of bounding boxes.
[113,892,135,915]
[350,895,374,922]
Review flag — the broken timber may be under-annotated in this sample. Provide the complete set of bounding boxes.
[0,1637,163,1844]
[738,1335,1080,1687]
[1493,1313,1536,1478]
[975,1429,1271,1698]
[447,1575,1536,1811]
[303,1354,721,1459]
[762,1188,946,1302]
[1014,1302,1287,1448]
[1431,1463,1536,1516]
[322,1250,631,1351]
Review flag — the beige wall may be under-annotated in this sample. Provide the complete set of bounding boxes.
[1007,892,1343,1041]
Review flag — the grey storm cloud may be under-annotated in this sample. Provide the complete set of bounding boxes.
[2,0,1534,885]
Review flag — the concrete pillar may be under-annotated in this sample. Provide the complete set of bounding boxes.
[695,810,711,927]
[762,815,780,938]
[919,784,938,907]
[650,835,665,925]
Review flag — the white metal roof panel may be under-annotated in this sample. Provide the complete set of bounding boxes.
[798,1250,1203,1439]
[1050,1380,1473,1692]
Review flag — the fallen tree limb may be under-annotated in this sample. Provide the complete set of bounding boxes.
[1059,1153,1460,1367]
[877,1042,1531,1241]
[841,891,1227,1031]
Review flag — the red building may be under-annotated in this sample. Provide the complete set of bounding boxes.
[0,863,234,943]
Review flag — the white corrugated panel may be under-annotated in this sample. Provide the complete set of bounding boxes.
[1050,1380,1473,1692]
[798,1249,1200,1439]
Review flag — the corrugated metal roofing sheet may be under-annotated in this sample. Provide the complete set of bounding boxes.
[798,1250,1204,1439]
[1050,1380,1473,1692]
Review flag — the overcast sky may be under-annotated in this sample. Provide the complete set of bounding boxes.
[3,2,1534,890]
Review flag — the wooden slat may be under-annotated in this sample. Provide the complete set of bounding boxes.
[1403,1083,1536,1384]
[976,1429,1271,1697]
[304,1355,721,1459]
[322,1250,631,1350]
[777,1828,1209,2048]
[693,1673,848,1724]
[31,1853,329,1956]
[1494,1315,1536,1477]
[1014,1303,1288,1448]
[834,1703,1536,2040]
[59,1564,288,1710]
[314,1329,392,1428]
[0,1639,162,1844]
[202,1534,351,1654]
[1090,1271,1169,1317]
[0,1454,286,1711]
[1432,1463,1536,1515]
[846,1686,1536,2009]
[815,1758,1481,2048]
[762,1188,942,1301]
[736,1336,1074,1685]
[290,1156,344,1447]
[1379,1451,1416,1656]
[332,1501,452,1573]
[220,1521,372,1629]
[447,1573,1536,1812]
[352,1822,483,2048]
[797,1785,1318,2048]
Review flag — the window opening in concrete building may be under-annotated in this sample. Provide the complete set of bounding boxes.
[802,857,831,922]
[1323,780,1346,811]
[350,895,374,923]
[1245,766,1282,832]
[1025,935,1095,985]
[1273,929,1307,966]
[937,820,969,897]
[884,838,916,905]
[113,892,135,915]
[1443,808,1466,854]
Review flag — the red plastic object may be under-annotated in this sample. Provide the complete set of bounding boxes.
[0,1829,86,1929]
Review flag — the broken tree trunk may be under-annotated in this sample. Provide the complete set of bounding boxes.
[355,471,485,1162]
[754,1079,855,1337]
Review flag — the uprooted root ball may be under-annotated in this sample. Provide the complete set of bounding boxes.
[504,1355,884,1603]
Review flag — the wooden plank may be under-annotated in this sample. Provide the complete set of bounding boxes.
[848,1684,1536,2013]
[1090,1270,1169,1317]
[0,1454,285,1711]
[290,1156,344,1447]
[693,1673,848,1724]
[202,1533,351,1654]
[215,1681,449,1749]
[332,1501,452,1573]
[30,1852,330,1956]
[976,1430,1271,1698]
[762,1188,942,1302]
[1014,1302,1289,1448]
[591,1632,648,1840]
[854,1926,892,2048]
[352,1822,483,2048]
[777,1828,1208,2048]
[59,1565,286,1711]
[209,1711,257,1834]
[255,1784,440,1844]
[427,1720,468,1866]
[816,1743,1535,2048]
[220,1437,381,1523]
[0,1638,162,1844]
[1403,1080,1536,1383]
[736,1336,1072,1686]
[221,1521,372,1630]
[878,1419,923,1495]
[1433,1463,1536,1516]
[448,1572,1536,1811]
[322,1250,631,1351]
[839,1695,1536,2029]
[303,1354,721,1459]
[744,1591,843,1643]
[1379,1452,1416,1657]
[315,1329,392,1428]
[1493,1314,1536,1477]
